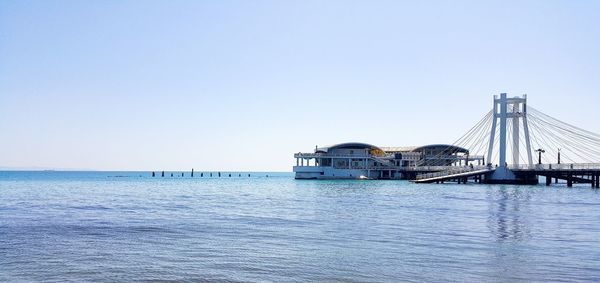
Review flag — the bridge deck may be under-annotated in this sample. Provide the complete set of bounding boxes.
[413,168,494,184]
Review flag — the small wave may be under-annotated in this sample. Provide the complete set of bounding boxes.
[70,205,112,210]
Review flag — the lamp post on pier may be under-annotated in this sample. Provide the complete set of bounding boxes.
[536,149,545,165]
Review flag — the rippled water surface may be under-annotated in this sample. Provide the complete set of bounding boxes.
[1,171,600,282]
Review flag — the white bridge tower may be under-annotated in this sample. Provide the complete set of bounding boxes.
[487,93,534,181]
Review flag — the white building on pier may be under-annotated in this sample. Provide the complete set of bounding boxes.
[293,142,484,180]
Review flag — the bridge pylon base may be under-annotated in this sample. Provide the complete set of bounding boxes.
[482,167,539,185]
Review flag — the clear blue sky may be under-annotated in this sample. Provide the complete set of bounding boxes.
[1,0,599,171]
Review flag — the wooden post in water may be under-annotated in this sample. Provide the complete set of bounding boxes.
[152,172,155,177]
[191,168,194,177]
[162,171,164,177]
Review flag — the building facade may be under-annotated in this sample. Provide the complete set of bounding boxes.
[293,142,483,180]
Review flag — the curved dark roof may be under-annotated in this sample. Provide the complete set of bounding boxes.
[316,142,383,153]
[412,144,469,154]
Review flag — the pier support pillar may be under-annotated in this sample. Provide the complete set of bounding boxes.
[546,176,551,186]
[567,175,573,187]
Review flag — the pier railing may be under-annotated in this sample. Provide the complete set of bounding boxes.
[509,163,600,171]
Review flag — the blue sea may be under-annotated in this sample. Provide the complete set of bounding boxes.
[1,171,600,282]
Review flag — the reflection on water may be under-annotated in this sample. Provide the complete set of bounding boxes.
[487,186,532,242]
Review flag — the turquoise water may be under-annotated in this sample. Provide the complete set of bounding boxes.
[1,171,600,282]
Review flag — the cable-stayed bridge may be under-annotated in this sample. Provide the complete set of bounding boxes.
[415,93,600,187]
